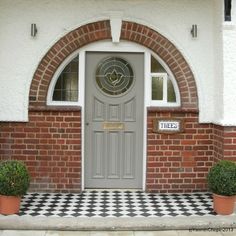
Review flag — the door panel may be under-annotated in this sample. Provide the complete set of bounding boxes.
[123,131,135,178]
[107,131,120,179]
[124,97,136,121]
[108,104,120,121]
[93,98,105,121]
[92,131,105,179]
[85,52,144,189]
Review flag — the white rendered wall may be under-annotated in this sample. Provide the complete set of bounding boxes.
[213,0,224,125]
[222,0,236,125]
[0,0,221,123]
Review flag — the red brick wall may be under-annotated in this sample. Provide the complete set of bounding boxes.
[0,109,81,193]
[146,110,214,193]
[223,127,236,161]
[213,125,236,162]
[213,125,224,162]
[1,110,236,193]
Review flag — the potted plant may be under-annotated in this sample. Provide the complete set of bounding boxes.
[0,160,30,215]
[207,160,236,215]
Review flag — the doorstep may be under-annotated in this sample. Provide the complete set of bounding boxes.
[0,215,236,231]
[0,190,235,230]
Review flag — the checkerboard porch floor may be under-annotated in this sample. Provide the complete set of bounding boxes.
[18,190,216,218]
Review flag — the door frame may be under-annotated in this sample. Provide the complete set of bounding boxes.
[79,41,150,191]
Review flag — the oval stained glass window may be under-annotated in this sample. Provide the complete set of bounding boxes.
[96,57,134,96]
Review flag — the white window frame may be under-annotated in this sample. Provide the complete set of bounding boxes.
[149,72,180,107]
[146,53,181,107]
[47,53,83,106]
[46,41,181,191]
[150,73,168,105]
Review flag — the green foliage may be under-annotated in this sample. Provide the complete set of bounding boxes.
[207,160,236,196]
[0,160,30,196]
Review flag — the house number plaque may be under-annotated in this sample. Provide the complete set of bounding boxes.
[153,118,183,134]
[103,122,125,130]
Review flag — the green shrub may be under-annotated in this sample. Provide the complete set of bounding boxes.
[207,160,236,196]
[0,160,30,196]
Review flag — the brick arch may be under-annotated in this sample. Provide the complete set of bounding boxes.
[29,20,198,110]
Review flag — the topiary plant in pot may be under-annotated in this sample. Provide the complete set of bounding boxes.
[207,160,236,215]
[0,160,30,215]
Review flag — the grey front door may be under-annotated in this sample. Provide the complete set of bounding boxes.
[85,52,144,189]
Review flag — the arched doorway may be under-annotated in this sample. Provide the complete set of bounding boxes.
[29,20,198,192]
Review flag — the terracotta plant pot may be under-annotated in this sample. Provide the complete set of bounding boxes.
[213,193,236,215]
[0,195,21,215]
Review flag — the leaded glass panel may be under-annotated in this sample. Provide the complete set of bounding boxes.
[96,57,134,96]
[167,78,176,102]
[151,56,166,73]
[53,57,79,101]
[152,76,163,100]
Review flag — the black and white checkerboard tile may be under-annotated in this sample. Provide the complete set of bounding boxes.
[18,190,216,217]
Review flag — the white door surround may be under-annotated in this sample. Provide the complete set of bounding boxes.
[80,42,149,191]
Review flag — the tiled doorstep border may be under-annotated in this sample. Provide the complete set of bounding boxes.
[18,191,216,217]
[0,215,235,231]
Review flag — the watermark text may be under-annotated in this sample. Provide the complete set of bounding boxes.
[189,227,234,233]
